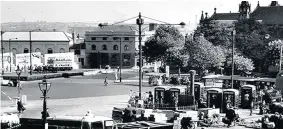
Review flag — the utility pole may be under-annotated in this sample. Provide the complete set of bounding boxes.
[136,12,144,100]
[231,30,236,89]
[29,31,32,75]
[1,31,4,75]
[120,37,122,82]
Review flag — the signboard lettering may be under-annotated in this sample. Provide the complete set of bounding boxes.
[44,52,74,68]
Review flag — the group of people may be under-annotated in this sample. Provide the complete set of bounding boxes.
[262,112,283,129]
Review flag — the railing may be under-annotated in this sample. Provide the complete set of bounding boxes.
[143,104,196,110]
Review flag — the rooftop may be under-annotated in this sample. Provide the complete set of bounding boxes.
[210,13,240,21]
[1,32,70,42]
[250,6,283,24]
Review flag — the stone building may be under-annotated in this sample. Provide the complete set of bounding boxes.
[84,25,137,68]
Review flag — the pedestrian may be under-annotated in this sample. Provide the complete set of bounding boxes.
[41,108,50,119]
[104,77,108,86]
[17,99,25,113]
[223,106,236,128]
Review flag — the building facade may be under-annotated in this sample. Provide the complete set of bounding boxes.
[84,25,137,68]
[1,32,71,55]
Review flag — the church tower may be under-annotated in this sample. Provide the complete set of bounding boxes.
[239,1,251,20]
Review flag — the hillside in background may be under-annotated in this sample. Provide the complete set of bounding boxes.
[1,22,100,38]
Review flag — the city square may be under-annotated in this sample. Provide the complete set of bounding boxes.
[1,0,283,129]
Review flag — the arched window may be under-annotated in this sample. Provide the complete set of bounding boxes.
[60,48,65,53]
[92,45,96,50]
[102,44,107,50]
[47,48,53,54]
[124,45,129,51]
[113,45,118,50]
[24,48,29,53]
[12,48,17,55]
[35,48,41,52]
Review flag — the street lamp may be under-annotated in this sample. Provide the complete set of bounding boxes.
[38,78,51,129]
[15,67,22,98]
[9,38,17,72]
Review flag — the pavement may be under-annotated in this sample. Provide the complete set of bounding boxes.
[1,94,130,118]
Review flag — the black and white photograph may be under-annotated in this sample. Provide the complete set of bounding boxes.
[1,0,283,129]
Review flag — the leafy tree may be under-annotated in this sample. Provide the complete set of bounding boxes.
[185,36,225,74]
[194,19,234,47]
[143,25,185,66]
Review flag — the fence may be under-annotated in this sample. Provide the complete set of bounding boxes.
[143,104,196,111]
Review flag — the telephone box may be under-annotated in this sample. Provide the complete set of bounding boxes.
[194,82,205,101]
[222,89,240,112]
[169,86,187,106]
[240,85,256,109]
[154,86,171,105]
[207,88,223,109]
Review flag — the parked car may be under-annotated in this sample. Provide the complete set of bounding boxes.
[143,67,155,73]
[1,77,14,87]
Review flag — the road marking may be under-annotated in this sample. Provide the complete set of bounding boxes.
[1,90,12,100]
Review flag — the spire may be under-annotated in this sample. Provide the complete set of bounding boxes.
[205,12,208,19]
[200,11,204,21]
[214,8,217,14]
[257,1,260,7]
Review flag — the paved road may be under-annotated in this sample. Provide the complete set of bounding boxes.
[1,71,152,101]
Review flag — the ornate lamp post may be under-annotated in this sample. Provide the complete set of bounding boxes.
[38,78,51,129]
[15,67,22,98]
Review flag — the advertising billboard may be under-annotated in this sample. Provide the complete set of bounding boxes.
[44,52,74,67]
[16,52,42,67]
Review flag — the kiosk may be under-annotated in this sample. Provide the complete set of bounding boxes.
[206,88,223,109]
[154,86,171,105]
[222,89,240,112]
[194,82,205,101]
[240,85,256,109]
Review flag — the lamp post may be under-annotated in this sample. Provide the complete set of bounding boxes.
[1,31,4,75]
[15,67,22,98]
[231,30,236,89]
[119,37,122,82]
[38,78,51,129]
[29,31,32,75]
[9,38,17,72]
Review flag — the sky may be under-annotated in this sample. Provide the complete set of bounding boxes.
[0,0,275,31]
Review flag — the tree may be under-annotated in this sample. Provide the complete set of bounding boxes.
[234,19,269,72]
[143,25,185,65]
[185,36,225,74]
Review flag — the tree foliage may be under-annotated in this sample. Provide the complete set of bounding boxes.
[185,36,225,71]
[143,25,185,65]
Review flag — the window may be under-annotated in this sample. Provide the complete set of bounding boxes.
[92,45,96,50]
[124,45,129,51]
[60,48,65,53]
[103,37,107,40]
[113,45,118,50]
[124,37,129,40]
[75,50,81,55]
[47,48,53,54]
[102,44,107,50]
[24,48,29,53]
[91,37,96,40]
[12,48,17,54]
[113,37,118,40]
[35,48,41,52]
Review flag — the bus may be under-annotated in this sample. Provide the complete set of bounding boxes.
[19,115,114,129]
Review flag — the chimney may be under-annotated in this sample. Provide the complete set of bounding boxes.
[214,8,217,14]
[270,1,279,6]
[257,1,260,7]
